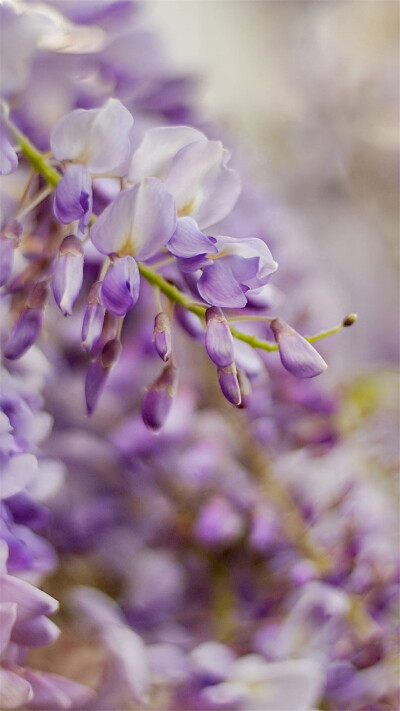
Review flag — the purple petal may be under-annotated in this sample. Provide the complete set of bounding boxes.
[217,365,241,406]
[197,261,247,308]
[142,365,178,432]
[100,256,140,316]
[3,309,43,360]
[205,307,235,367]
[167,216,217,258]
[0,454,38,499]
[52,235,84,316]
[90,178,176,259]
[53,164,93,228]
[11,615,59,647]
[0,236,15,286]
[153,312,172,362]
[270,319,328,378]
[85,339,121,415]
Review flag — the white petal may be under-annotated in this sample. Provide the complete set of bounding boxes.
[128,125,206,182]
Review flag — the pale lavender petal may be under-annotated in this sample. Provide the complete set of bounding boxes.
[197,261,247,308]
[22,669,95,710]
[190,642,236,682]
[53,164,92,227]
[231,657,325,711]
[164,140,240,229]
[51,98,133,175]
[100,256,140,316]
[270,319,328,378]
[0,236,15,287]
[102,624,150,703]
[0,667,33,709]
[0,575,58,622]
[90,178,176,259]
[52,235,84,316]
[68,586,124,628]
[167,216,217,258]
[0,601,16,654]
[0,454,38,499]
[205,307,235,367]
[3,309,43,360]
[0,127,18,175]
[128,125,205,182]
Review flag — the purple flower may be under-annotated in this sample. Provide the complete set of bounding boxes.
[197,234,278,308]
[153,312,172,362]
[50,98,134,176]
[85,338,122,415]
[142,364,178,432]
[53,164,93,231]
[100,256,140,317]
[128,125,241,229]
[52,235,84,316]
[270,319,328,378]
[90,178,176,259]
[205,306,235,367]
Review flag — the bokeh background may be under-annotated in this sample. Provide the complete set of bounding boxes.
[148,0,399,368]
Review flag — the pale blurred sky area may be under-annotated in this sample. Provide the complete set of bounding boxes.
[148,0,400,368]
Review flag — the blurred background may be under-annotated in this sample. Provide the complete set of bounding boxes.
[148,0,399,368]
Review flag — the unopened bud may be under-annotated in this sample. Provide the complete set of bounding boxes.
[81,282,105,352]
[85,338,121,415]
[52,235,84,316]
[270,318,327,379]
[3,309,43,360]
[217,364,241,406]
[342,313,358,327]
[142,364,178,433]
[100,256,140,317]
[153,312,172,362]
[205,306,235,367]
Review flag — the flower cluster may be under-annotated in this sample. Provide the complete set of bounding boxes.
[0,2,397,711]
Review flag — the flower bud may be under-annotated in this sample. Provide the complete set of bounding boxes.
[342,313,358,327]
[217,364,241,406]
[53,164,92,231]
[142,364,178,433]
[270,318,327,379]
[100,255,140,317]
[205,306,234,367]
[81,282,105,352]
[153,312,172,362]
[85,338,122,415]
[52,235,84,316]
[3,282,48,360]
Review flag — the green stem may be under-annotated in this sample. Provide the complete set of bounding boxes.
[5,113,355,355]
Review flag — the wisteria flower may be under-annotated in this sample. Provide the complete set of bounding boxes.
[50,98,134,176]
[128,125,241,229]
